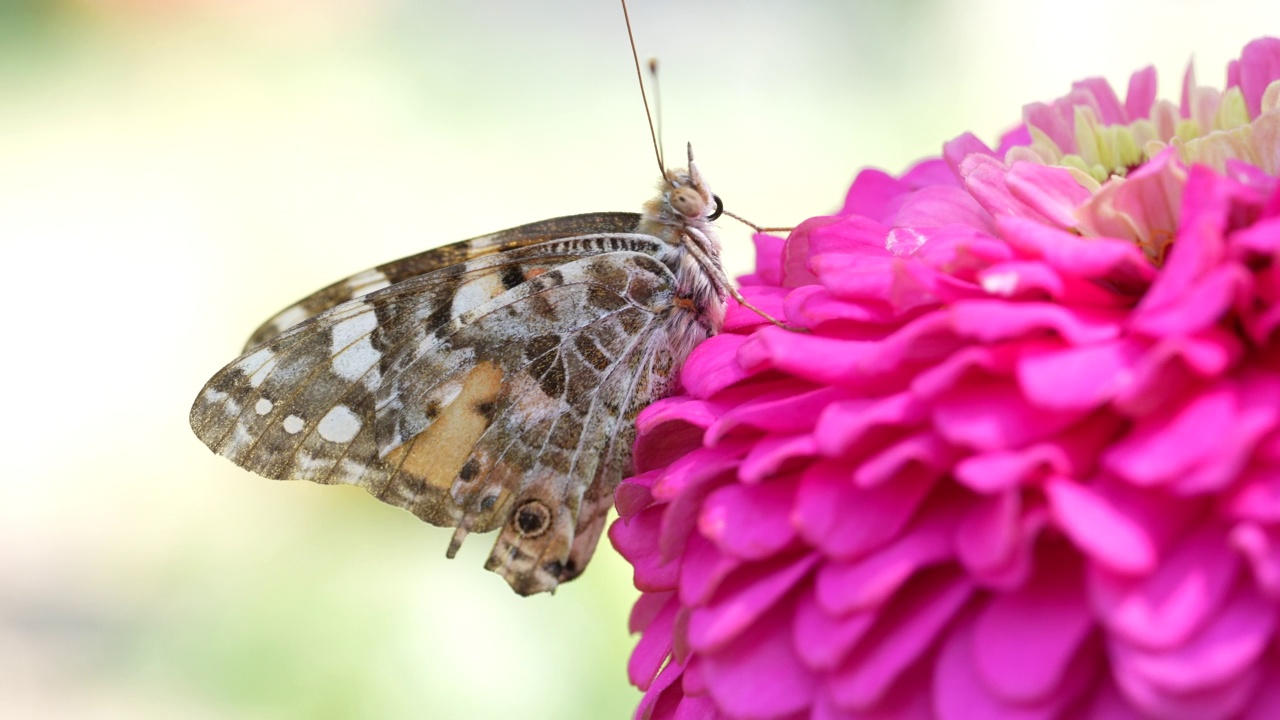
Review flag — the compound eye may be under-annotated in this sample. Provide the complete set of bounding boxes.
[708,195,724,221]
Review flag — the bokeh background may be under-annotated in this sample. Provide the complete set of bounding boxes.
[3,0,1277,717]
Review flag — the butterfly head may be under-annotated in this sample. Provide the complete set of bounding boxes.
[646,143,724,234]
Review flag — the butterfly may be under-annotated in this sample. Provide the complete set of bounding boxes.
[187,142,775,595]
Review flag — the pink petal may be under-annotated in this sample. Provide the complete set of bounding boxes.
[944,132,999,177]
[996,216,1157,288]
[699,476,799,560]
[815,501,961,615]
[961,154,1058,224]
[1103,382,1237,486]
[634,397,721,473]
[681,334,756,398]
[1089,524,1241,649]
[678,533,740,607]
[955,491,1047,590]
[972,546,1096,703]
[934,606,1092,720]
[828,570,975,711]
[1125,65,1158,120]
[1222,464,1280,523]
[841,167,912,221]
[1240,657,1280,720]
[1023,101,1076,156]
[670,694,718,720]
[852,430,952,487]
[792,587,877,671]
[948,300,1124,345]
[722,286,789,332]
[636,658,686,720]
[1004,162,1093,228]
[745,232,786,286]
[707,386,842,443]
[955,413,1124,492]
[781,216,841,287]
[892,184,996,232]
[932,376,1089,452]
[911,344,1019,401]
[810,214,893,256]
[701,602,817,718]
[631,589,676,633]
[1047,477,1158,574]
[1134,165,1227,314]
[814,391,926,459]
[630,594,680,688]
[1235,36,1280,118]
[795,460,937,561]
[687,552,818,653]
[616,470,658,518]
[739,434,819,483]
[1112,581,1276,693]
[1016,338,1143,411]
[1228,522,1280,599]
[1074,76,1128,125]
[1129,264,1249,337]
[611,504,681,591]
[1110,643,1262,720]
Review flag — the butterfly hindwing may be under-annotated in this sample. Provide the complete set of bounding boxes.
[190,231,696,594]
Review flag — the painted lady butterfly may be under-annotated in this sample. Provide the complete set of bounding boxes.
[187,141,772,594]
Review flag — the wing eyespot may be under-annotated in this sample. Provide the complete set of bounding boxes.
[513,499,552,538]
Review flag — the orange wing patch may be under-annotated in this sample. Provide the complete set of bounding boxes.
[384,361,505,492]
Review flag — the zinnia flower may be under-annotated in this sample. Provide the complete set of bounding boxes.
[610,37,1280,719]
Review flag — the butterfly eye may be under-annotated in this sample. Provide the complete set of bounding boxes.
[513,499,552,538]
[708,195,723,221]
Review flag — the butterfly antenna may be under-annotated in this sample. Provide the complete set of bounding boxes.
[721,209,794,234]
[648,59,665,172]
[622,0,664,175]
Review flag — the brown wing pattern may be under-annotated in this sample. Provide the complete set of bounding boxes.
[190,232,695,594]
[244,212,642,350]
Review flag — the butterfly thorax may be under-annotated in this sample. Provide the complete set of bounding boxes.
[636,163,728,335]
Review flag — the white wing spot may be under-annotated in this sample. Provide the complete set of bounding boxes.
[254,397,274,415]
[283,415,305,434]
[330,304,383,384]
[318,405,362,443]
[452,273,505,318]
[272,305,310,334]
[240,347,279,388]
[348,269,392,296]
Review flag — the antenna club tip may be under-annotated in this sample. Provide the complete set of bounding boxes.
[648,58,658,72]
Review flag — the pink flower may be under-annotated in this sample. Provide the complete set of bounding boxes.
[610,38,1280,719]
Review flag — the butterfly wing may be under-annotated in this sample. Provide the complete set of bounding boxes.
[244,212,642,349]
[191,232,700,595]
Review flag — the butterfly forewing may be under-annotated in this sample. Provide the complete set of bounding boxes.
[244,212,643,349]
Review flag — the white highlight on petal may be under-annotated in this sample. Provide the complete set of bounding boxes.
[255,397,274,415]
[317,405,362,443]
[240,347,279,388]
[981,271,1019,296]
[283,415,305,434]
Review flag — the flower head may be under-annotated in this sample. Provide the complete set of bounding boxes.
[611,37,1280,719]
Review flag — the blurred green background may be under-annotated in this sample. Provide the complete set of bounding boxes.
[2,0,1275,717]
